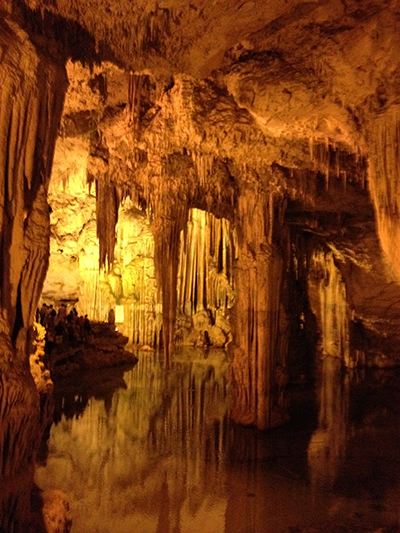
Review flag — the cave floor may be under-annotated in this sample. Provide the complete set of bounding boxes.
[35,349,400,533]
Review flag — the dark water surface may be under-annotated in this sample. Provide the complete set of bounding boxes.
[35,350,400,532]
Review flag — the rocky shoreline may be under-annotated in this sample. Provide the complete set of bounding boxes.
[47,322,138,379]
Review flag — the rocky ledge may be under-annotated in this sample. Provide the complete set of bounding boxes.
[49,322,138,379]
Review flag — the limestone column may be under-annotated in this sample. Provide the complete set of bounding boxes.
[0,19,67,530]
[229,181,289,430]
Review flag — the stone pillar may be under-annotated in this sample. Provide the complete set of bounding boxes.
[152,199,188,367]
[0,19,67,531]
[229,182,289,430]
[149,156,192,367]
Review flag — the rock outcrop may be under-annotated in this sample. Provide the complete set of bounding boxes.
[49,323,138,379]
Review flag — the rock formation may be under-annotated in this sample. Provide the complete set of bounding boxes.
[1,0,400,529]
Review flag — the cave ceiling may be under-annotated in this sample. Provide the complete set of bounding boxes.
[8,0,399,175]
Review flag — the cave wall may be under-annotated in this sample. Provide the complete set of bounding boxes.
[0,17,67,531]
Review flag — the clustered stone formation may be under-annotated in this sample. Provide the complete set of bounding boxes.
[1,0,400,529]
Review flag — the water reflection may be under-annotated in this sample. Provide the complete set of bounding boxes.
[0,466,36,533]
[35,349,400,532]
[36,349,230,533]
[308,356,350,487]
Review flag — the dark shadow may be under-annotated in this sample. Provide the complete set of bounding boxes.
[52,364,134,423]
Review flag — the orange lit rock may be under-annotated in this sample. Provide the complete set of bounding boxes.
[2,0,400,441]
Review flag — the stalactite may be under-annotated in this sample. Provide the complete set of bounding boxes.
[128,72,145,135]
[0,21,67,344]
[134,8,172,55]
[176,209,236,344]
[310,138,330,190]
[191,152,214,187]
[307,137,368,198]
[24,95,40,190]
[290,169,317,208]
[96,176,119,270]
[0,21,68,532]
[308,247,351,367]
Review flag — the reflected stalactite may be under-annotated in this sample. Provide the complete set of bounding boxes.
[36,350,230,532]
[308,247,351,366]
[37,350,400,531]
[229,176,289,430]
[308,356,350,488]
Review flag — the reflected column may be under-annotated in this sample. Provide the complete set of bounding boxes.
[308,356,350,487]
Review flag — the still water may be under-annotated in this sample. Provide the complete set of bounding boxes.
[35,350,400,533]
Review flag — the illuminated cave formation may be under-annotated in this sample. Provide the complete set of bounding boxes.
[1,0,400,529]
